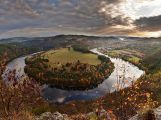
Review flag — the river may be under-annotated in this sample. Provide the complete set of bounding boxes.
[2,48,144,103]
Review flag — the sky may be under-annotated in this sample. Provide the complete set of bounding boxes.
[0,0,161,38]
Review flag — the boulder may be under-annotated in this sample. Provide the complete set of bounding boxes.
[129,106,161,120]
[36,109,117,120]
[36,112,70,120]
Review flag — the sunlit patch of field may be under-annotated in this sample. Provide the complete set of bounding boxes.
[41,48,101,67]
[107,49,144,64]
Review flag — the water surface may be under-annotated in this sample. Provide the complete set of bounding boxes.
[3,48,144,103]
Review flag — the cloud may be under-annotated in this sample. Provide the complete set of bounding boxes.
[135,15,161,31]
[0,0,127,33]
[0,0,161,38]
[0,27,94,39]
[120,0,161,20]
[98,0,131,26]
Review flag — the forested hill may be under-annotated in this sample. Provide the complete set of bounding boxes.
[142,48,161,73]
[1,34,161,68]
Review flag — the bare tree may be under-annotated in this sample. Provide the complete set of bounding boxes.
[0,55,44,119]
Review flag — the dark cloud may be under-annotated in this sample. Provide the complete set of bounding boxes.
[0,0,127,30]
[135,15,161,31]
[0,0,135,38]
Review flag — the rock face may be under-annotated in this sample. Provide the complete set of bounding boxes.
[36,106,161,120]
[36,112,70,120]
[129,106,161,120]
[36,109,117,120]
[154,106,161,119]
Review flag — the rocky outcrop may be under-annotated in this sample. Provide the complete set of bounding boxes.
[36,112,70,120]
[154,106,161,119]
[129,106,161,120]
[36,109,117,120]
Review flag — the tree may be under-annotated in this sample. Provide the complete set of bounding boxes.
[0,56,45,119]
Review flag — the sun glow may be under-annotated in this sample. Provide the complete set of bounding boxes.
[143,31,161,37]
[121,0,161,19]
[131,31,161,37]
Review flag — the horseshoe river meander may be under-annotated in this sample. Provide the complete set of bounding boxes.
[2,48,144,104]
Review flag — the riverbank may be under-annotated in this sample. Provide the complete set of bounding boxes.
[24,48,114,90]
[3,48,144,105]
[98,48,148,72]
[2,47,147,119]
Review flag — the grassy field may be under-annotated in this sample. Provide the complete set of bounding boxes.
[25,47,114,90]
[107,49,143,64]
[41,48,101,67]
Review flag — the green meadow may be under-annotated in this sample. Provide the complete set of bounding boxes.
[41,48,101,67]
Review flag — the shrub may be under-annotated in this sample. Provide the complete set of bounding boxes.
[72,44,89,53]
[98,55,110,62]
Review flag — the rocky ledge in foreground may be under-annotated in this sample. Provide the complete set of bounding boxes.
[130,106,161,120]
[36,106,161,120]
[36,109,117,120]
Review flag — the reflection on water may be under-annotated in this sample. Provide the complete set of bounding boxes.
[3,48,144,103]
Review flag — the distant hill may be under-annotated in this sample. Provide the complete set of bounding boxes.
[1,34,161,66]
[1,34,161,44]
